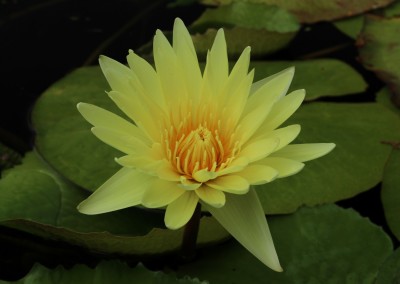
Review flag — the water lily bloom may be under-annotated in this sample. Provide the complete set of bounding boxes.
[77,18,335,272]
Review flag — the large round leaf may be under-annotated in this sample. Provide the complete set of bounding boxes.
[257,102,400,214]
[0,261,206,284]
[178,205,393,283]
[381,148,400,242]
[199,0,394,23]
[376,248,400,284]
[0,153,229,256]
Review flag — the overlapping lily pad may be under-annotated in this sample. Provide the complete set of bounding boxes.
[199,0,394,23]
[381,148,400,241]
[0,261,206,284]
[0,152,229,257]
[257,102,400,214]
[358,14,400,106]
[178,205,393,282]
[191,1,299,58]
[376,248,400,283]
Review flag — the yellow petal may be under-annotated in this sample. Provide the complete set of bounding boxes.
[220,46,251,106]
[77,168,153,214]
[195,185,225,208]
[157,162,181,181]
[203,29,228,97]
[250,66,294,96]
[206,175,249,194]
[243,67,294,118]
[153,29,187,104]
[108,90,160,141]
[192,168,218,183]
[258,89,305,132]
[98,55,135,95]
[203,188,282,272]
[141,179,185,208]
[126,50,166,110]
[251,124,301,151]
[239,138,279,163]
[216,156,249,177]
[271,143,336,162]
[77,103,150,145]
[116,154,162,175]
[258,157,305,178]
[237,165,278,185]
[179,176,202,190]
[165,192,199,229]
[173,18,202,103]
[91,127,149,155]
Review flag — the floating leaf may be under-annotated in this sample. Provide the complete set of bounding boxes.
[178,205,393,282]
[200,0,394,23]
[376,87,400,116]
[333,15,364,39]
[381,147,400,241]
[0,261,206,284]
[251,59,367,101]
[0,152,229,257]
[191,1,299,33]
[376,248,400,284]
[257,102,400,214]
[358,14,400,107]
[192,27,295,58]
[191,1,299,58]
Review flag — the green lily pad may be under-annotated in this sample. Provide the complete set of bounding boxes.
[376,87,400,116]
[257,102,400,214]
[199,0,394,23]
[381,147,400,241]
[251,59,367,101]
[358,14,400,107]
[0,261,206,284]
[191,1,299,33]
[0,152,229,257]
[333,15,364,39]
[178,204,393,282]
[190,1,299,58]
[376,248,400,283]
[192,27,295,59]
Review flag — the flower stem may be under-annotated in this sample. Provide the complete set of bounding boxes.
[180,203,201,262]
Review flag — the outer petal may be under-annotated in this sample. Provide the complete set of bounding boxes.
[203,29,229,97]
[206,175,249,194]
[258,157,305,178]
[141,179,185,208]
[173,18,202,104]
[98,55,135,95]
[126,50,166,110]
[195,185,226,208]
[250,67,294,96]
[271,143,336,162]
[238,138,279,163]
[257,89,305,132]
[91,127,149,155]
[250,124,301,151]
[77,103,150,145]
[165,192,199,229]
[78,168,153,214]
[204,188,282,272]
[236,165,278,185]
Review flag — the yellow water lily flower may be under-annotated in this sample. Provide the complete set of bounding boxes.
[77,18,335,272]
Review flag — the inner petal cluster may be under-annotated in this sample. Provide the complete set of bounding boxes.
[162,112,241,182]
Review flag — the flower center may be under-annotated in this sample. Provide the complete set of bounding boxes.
[162,113,241,180]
